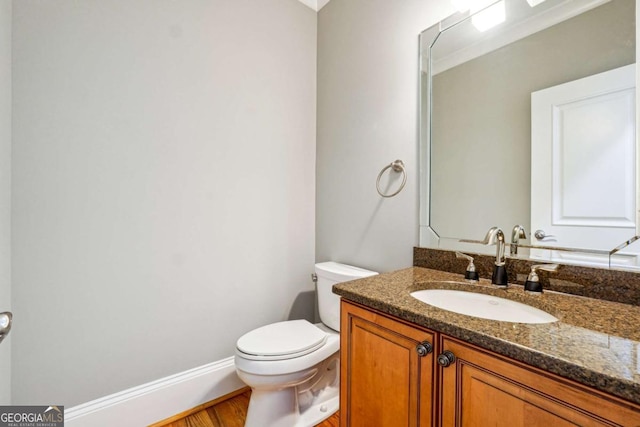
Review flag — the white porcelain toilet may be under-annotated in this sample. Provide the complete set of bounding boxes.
[234,262,377,427]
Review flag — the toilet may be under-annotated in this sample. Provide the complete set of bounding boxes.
[234,262,377,427]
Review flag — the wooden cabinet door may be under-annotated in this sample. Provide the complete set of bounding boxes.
[340,301,436,427]
[439,336,640,427]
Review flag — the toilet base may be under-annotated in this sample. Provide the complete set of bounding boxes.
[297,388,339,427]
[244,388,338,427]
[242,353,340,427]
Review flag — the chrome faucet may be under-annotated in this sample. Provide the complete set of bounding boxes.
[510,225,527,256]
[482,227,508,286]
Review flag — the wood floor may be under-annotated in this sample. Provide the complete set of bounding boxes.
[155,388,340,427]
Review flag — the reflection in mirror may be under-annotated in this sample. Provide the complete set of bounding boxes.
[419,0,638,269]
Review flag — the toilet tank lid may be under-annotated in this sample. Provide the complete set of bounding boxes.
[314,262,378,282]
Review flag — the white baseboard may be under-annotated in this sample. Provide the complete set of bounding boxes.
[65,356,244,427]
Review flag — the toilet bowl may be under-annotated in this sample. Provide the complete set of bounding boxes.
[234,262,377,427]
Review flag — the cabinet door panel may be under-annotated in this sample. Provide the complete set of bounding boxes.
[341,301,436,427]
[349,316,415,426]
[460,363,603,426]
[441,337,640,427]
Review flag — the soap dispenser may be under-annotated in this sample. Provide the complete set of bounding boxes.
[524,264,559,293]
[455,252,479,281]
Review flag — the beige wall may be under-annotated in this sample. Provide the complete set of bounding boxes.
[0,0,11,405]
[430,0,635,241]
[317,0,455,272]
[11,0,316,406]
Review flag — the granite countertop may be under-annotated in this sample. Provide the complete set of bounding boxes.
[333,266,640,405]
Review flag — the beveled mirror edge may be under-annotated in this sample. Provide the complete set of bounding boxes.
[637,0,640,237]
[418,23,440,249]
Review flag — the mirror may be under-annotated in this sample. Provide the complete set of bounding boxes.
[419,0,638,268]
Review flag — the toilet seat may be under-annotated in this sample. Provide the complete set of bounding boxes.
[236,320,328,361]
[235,323,339,377]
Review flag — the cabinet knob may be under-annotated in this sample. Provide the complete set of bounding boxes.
[416,341,433,357]
[437,350,456,367]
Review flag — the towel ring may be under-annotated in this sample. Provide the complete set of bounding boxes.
[0,312,12,345]
[376,160,407,198]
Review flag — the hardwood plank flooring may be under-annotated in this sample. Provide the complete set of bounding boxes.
[158,389,340,427]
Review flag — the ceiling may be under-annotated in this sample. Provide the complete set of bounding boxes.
[297,0,331,12]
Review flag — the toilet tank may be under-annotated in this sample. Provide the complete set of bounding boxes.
[315,262,378,332]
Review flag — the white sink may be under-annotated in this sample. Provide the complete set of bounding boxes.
[410,289,558,324]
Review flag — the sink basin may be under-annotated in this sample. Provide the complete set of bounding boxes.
[410,289,558,324]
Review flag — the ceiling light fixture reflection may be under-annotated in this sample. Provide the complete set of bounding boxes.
[451,0,471,12]
[526,0,547,6]
[471,0,506,32]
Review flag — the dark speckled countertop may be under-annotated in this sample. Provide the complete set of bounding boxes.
[333,267,640,405]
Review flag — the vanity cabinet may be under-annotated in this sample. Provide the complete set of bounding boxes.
[340,300,436,427]
[340,300,640,427]
[439,336,640,426]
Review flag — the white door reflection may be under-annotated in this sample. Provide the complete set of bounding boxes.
[531,64,637,267]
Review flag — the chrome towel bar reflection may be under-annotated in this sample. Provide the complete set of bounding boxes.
[0,311,12,345]
[376,160,407,198]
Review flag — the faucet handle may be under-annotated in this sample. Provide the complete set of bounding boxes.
[532,264,559,273]
[525,264,559,293]
[455,252,479,281]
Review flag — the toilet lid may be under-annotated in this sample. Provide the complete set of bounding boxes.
[236,319,328,360]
